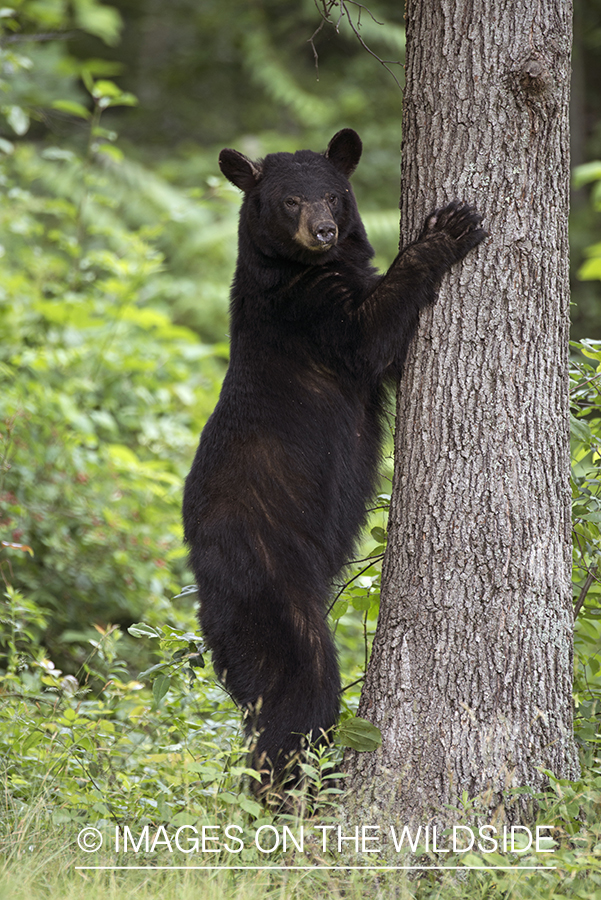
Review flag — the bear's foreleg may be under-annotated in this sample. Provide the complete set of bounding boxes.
[353,201,486,377]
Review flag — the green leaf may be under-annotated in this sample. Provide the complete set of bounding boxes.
[5,105,30,136]
[351,593,372,612]
[571,414,594,442]
[41,147,76,161]
[91,80,138,109]
[170,811,198,827]
[173,585,198,599]
[92,79,124,99]
[21,731,43,753]
[137,662,168,679]
[329,599,348,620]
[73,0,123,45]
[152,674,171,705]
[578,339,601,360]
[94,143,124,163]
[573,160,601,189]
[578,511,601,524]
[107,444,139,466]
[51,100,92,121]
[239,796,262,817]
[337,716,382,751]
[578,257,601,282]
[128,623,160,639]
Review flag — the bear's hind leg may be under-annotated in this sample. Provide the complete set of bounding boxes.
[201,585,340,801]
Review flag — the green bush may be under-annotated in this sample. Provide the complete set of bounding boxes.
[0,130,232,673]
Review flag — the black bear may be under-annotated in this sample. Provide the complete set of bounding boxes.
[183,129,485,797]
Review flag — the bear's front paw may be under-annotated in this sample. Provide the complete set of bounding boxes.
[422,200,487,259]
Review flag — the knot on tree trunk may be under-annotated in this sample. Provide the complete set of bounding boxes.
[509,53,556,117]
[520,56,553,94]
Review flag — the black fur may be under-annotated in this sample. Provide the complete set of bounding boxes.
[183,129,486,793]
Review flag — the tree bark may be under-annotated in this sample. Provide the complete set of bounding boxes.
[344,0,579,825]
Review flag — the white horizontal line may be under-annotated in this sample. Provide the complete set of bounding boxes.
[74,865,556,871]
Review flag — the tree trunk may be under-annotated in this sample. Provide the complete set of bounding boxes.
[344,0,579,825]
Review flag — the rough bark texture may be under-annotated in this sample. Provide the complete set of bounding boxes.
[344,0,579,825]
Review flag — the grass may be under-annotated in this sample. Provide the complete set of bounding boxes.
[2,598,601,899]
[2,770,601,900]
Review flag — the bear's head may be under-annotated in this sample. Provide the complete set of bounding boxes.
[219,129,366,264]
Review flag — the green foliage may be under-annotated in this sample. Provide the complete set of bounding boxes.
[0,89,233,673]
[0,0,124,140]
[79,0,405,154]
[571,166,601,753]
[0,606,249,827]
[571,338,601,746]
[0,597,343,836]
[336,716,382,752]
[575,162,601,283]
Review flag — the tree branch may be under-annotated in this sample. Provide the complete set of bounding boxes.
[574,565,599,619]
[310,0,403,88]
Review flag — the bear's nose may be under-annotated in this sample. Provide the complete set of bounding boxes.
[315,224,337,244]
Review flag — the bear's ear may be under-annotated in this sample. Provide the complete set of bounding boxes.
[219,149,263,192]
[325,129,362,178]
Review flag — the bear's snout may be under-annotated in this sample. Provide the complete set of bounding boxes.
[294,199,339,252]
[314,222,338,245]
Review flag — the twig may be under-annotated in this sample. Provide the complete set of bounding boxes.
[308,19,326,76]
[310,0,403,89]
[327,556,383,614]
[341,676,365,693]
[574,565,599,619]
[0,32,76,46]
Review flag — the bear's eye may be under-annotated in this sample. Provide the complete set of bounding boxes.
[285,197,299,209]
[326,193,338,206]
